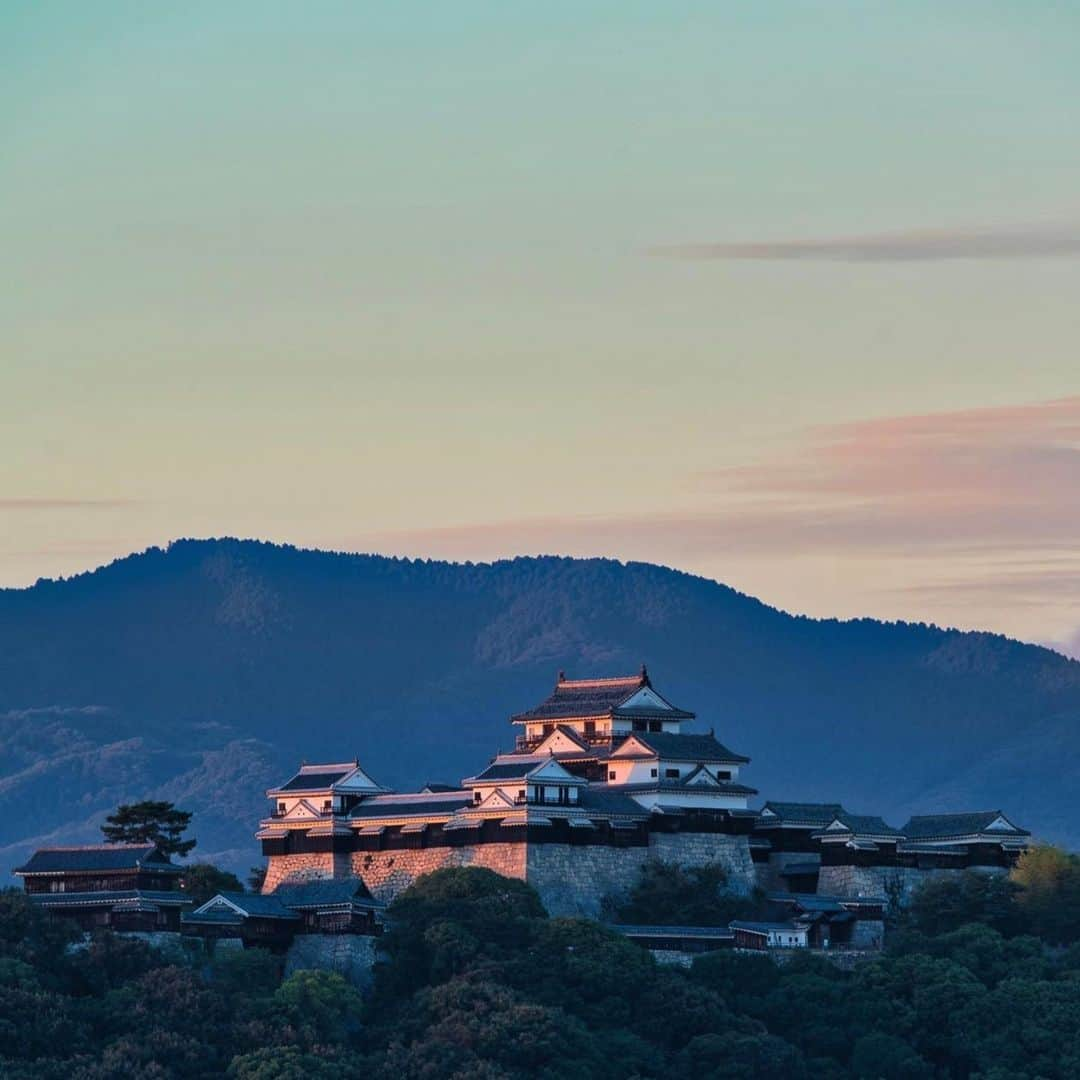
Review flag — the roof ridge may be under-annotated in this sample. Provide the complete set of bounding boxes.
[557,674,644,688]
[906,809,1001,819]
[31,843,156,852]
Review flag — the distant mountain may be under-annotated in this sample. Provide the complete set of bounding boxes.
[1,538,1078,875]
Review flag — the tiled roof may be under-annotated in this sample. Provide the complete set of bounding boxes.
[730,920,805,933]
[511,671,696,722]
[348,792,472,820]
[14,844,177,875]
[757,802,846,827]
[421,783,459,793]
[818,814,901,838]
[610,925,734,939]
[202,892,299,919]
[512,673,646,722]
[611,779,759,797]
[622,732,749,764]
[273,879,382,909]
[29,889,189,909]
[901,811,1029,840]
[577,787,650,817]
[467,761,544,783]
[276,769,354,792]
[769,893,845,913]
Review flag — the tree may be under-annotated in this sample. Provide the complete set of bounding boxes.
[1011,844,1080,944]
[181,863,244,905]
[247,865,268,892]
[904,870,1018,937]
[850,1033,932,1079]
[607,860,756,928]
[100,801,196,859]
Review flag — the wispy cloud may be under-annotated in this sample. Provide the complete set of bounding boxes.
[363,396,1080,641]
[650,222,1080,262]
[0,498,136,510]
[370,397,1080,560]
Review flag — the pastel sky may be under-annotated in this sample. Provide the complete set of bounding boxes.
[3,2,1080,652]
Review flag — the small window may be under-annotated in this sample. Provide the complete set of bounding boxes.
[650,768,658,778]
[633,720,646,731]
[648,720,662,732]
[474,791,482,803]
[665,768,679,779]
[323,800,332,812]
[717,770,731,780]
[584,720,595,736]
[608,770,616,781]
[518,789,525,801]
[278,802,286,814]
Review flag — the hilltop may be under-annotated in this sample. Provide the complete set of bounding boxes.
[1,538,1077,872]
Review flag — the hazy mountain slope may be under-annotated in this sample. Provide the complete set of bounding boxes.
[0,538,1077,874]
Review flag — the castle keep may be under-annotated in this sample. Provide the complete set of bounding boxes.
[258,669,1030,917]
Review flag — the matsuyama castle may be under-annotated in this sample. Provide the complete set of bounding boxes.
[256,668,1031,914]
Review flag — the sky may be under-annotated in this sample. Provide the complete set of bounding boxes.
[3,2,1080,652]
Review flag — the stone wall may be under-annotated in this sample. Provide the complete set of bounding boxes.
[262,851,350,893]
[755,851,820,893]
[350,843,527,904]
[526,844,650,917]
[284,934,378,992]
[265,832,756,915]
[850,919,885,950]
[649,833,756,895]
[817,863,1008,909]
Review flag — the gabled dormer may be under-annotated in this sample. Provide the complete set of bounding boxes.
[510,667,695,748]
[267,759,390,820]
[463,754,588,809]
[530,725,593,757]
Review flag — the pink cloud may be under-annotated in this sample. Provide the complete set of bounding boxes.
[366,396,1080,560]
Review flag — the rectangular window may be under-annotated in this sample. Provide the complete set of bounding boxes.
[608,770,616,781]
[717,771,731,780]
[323,800,332,812]
[633,720,646,731]
[518,789,526,802]
[665,768,679,779]
[584,720,595,736]
[278,802,287,814]
[650,768,658,778]
[649,720,662,732]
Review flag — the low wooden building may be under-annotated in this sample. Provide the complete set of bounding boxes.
[730,920,809,950]
[14,844,190,931]
[182,878,382,950]
[610,924,734,955]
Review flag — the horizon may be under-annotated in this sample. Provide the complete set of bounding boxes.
[7,534,1079,662]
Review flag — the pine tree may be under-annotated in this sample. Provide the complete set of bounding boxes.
[100,801,196,859]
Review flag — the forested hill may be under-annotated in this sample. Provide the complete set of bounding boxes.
[1,538,1078,873]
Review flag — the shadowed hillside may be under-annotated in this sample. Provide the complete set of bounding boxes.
[1,538,1078,874]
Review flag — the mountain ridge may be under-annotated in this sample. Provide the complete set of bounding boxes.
[1,537,1077,874]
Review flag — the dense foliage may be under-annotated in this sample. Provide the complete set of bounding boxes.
[101,801,197,859]
[2,539,1079,870]
[604,859,759,926]
[6,856,1080,1078]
